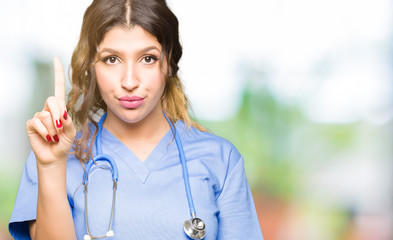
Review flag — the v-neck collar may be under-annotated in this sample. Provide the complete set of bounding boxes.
[99,123,179,183]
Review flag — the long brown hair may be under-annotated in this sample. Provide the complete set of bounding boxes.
[67,0,206,163]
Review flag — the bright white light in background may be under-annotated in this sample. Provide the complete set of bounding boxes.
[167,0,250,121]
[260,0,393,124]
[169,0,393,123]
[304,57,393,124]
[0,0,92,120]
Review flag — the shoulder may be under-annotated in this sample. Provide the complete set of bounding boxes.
[179,120,238,149]
[176,120,242,167]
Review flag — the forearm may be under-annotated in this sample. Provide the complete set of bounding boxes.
[34,160,76,240]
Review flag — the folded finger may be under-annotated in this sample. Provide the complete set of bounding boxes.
[37,111,59,143]
[60,110,76,141]
[27,118,54,143]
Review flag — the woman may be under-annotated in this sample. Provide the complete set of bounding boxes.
[9,0,263,239]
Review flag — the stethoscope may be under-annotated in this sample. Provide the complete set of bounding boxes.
[82,112,206,240]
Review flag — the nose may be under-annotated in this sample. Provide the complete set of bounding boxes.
[121,62,139,90]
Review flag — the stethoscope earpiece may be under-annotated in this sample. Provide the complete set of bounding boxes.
[83,230,114,240]
[184,217,206,239]
[83,235,91,240]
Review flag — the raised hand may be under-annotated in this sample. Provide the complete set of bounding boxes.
[26,56,76,167]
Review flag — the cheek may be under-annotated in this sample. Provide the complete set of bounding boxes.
[143,70,166,92]
[153,75,166,97]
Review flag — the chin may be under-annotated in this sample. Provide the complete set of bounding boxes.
[119,113,146,124]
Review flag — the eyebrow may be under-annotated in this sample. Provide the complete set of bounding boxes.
[98,46,161,56]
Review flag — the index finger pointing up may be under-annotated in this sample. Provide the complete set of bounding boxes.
[53,56,65,102]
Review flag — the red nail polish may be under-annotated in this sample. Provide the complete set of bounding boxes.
[46,135,52,142]
[56,120,62,128]
[63,111,68,120]
[53,135,59,142]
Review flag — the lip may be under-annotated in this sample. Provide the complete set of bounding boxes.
[118,95,144,109]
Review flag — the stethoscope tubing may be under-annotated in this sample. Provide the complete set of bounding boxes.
[95,112,107,156]
[83,112,118,240]
[163,112,197,218]
[83,154,119,184]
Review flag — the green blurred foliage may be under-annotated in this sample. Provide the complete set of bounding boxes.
[199,77,360,202]
[0,169,19,226]
[0,157,21,239]
[200,86,305,199]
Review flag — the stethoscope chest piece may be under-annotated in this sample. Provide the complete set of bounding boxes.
[184,217,206,239]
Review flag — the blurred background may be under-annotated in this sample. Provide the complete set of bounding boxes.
[0,0,392,239]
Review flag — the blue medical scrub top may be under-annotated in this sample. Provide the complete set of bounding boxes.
[9,120,263,239]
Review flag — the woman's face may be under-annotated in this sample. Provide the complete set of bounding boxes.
[94,25,166,126]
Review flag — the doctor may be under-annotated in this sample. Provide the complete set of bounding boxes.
[9,0,263,239]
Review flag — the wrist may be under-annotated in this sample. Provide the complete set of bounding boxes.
[36,156,68,169]
[36,158,68,186]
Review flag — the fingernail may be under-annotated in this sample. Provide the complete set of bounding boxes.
[46,135,52,142]
[53,135,59,143]
[56,120,62,128]
[63,111,68,120]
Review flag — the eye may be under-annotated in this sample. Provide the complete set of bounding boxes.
[102,56,119,65]
[140,55,158,64]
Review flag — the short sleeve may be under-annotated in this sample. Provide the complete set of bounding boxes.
[8,151,38,240]
[216,150,264,240]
